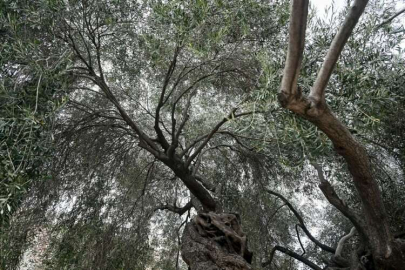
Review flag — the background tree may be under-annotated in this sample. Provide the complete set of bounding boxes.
[0,1,70,267]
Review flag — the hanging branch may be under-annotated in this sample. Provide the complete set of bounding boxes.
[265,189,335,254]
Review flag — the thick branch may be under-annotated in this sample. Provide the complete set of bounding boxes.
[279,0,308,99]
[279,0,391,253]
[313,164,366,241]
[156,201,193,216]
[64,26,160,156]
[162,156,217,212]
[335,227,356,257]
[310,0,368,103]
[262,245,322,270]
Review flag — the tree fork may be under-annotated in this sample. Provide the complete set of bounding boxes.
[279,0,405,268]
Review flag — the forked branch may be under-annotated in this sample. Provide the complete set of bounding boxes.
[280,0,393,259]
[155,46,181,150]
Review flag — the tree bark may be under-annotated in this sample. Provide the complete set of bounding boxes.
[278,0,405,268]
[181,212,253,270]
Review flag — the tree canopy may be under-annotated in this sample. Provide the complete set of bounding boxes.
[1,0,404,269]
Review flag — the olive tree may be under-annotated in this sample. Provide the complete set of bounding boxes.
[2,0,405,269]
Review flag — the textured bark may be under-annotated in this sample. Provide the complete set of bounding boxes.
[181,212,252,270]
[162,154,218,212]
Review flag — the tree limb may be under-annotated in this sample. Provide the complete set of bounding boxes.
[335,227,356,257]
[296,224,306,256]
[377,7,405,28]
[155,46,181,151]
[310,0,368,103]
[185,108,238,167]
[155,200,193,216]
[312,163,367,242]
[96,78,161,156]
[279,0,309,100]
[265,189,335,254]
[262,245,322,270]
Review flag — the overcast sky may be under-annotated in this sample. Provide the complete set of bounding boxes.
[311,0,405,16]
[311,0,345,15]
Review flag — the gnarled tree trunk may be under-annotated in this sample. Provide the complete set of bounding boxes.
[181,212,253,270]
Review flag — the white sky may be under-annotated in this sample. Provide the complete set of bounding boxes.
[311,0,345,15]
[311,0,405,17]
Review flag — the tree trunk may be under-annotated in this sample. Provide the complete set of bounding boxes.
[181,212,253,270]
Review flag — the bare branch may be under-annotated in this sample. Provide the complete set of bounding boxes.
[155,201,193,216]
[265,189,335,254]
[262,245,322,270]
[185,108,238,167]
[170,67,233,131]
[180,132,211,158]
[95,78,161,156]
[162,61,207,105]
[168,88,195,157]
[335,227,356,257]
[181,111,260,159]
[310,0,368,103]
[312,163,366,241]
[279,0,309,100]
[155,46,181,150]
[377,7,405,28]
[296,224,306,256]
[66,31,93,72]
